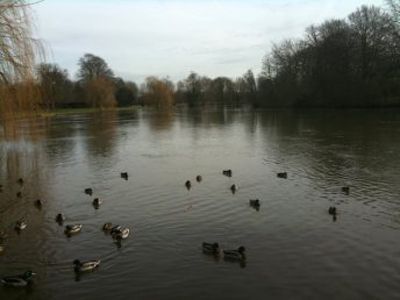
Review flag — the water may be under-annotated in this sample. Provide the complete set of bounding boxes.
[0,108,400,300]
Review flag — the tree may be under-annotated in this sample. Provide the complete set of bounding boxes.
[85,77,116,108]
[386,0,400,23]
[115,78,138,107]
[77,53,114,83]
[76,54,116,108]
[37,63,72,109]
[0,0,44,114]
[140,77,174,107]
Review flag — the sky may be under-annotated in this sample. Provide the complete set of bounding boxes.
[34,0,383,83]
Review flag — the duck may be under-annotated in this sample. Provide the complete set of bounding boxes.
[342,186,350,194]
[185,180,191,190]
[112,228,130,240]
[230,184,237,193]
[16,191,22,198]
[55,213,65,224]
[196,175,202,182]
[328,206,337,216]
[110,225,122,235]
[1,271,36,287]
[102,223,113,231]
[34,199,42,209]
[64,224,82,235]
[92,198,102,208]
[17,178,24,185]
[120,172,128,180]
[249,199,260,209]
[84,188,93,196]
[202,242,220,255]
[277,172,287,179]
[223,246,246,261]
[15,220,27,231]
[73,259,100,273]
[222,169,232,177]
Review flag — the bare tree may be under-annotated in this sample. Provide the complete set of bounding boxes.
[0,0,44,115]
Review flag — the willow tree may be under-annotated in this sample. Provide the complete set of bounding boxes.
[0,0,43,116]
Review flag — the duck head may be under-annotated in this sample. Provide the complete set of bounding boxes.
[238,246,246,254]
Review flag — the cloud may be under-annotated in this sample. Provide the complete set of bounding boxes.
[35,0,382,82]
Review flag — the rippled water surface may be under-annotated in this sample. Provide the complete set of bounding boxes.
[1,108,400,300]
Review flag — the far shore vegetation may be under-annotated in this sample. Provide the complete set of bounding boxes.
[1,0,400,121]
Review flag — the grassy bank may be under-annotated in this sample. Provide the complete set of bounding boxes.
[39,106,138,117]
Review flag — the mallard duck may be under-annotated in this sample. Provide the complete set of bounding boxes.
[342,186,350,194]
[16,192,22,198]
[55,213,65,224]
[73,259,100,273]
[65,224,82,235]
[17,178,24,185]
[112,228,130,240]
[1,271,36,287]
[222,170,232,177]
[185,180,191,190]
[110,225,122,235]
[34,199,42,209]
[196,175,202,182]
[102,223,113,231]
[202,242,220,255]
[92,198,102,208]
[15,220,27,231]
[230,184,237,193]
[277,172,287,179]
[120,172,128,180]
[84,188,93,196]
[328,206,337,216]
[223,246,246,261]
[249,199,260,209]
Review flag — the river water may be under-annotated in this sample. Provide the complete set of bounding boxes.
[0,108,400,299]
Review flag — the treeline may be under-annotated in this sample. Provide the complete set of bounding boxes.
[3,2,400,113]
[257,4,400,107]
[35,54,258,109]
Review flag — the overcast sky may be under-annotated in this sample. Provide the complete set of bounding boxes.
[35,0,383,83]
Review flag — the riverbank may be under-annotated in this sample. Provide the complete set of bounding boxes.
[39,106,138,117]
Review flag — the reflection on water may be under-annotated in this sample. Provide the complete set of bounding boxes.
[1,108,400,299]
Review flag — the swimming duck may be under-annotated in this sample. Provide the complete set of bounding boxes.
[342,186,350,194]
[15,220,27,231]
[17,178,24,185]
[73,259,100,273]
[55,213,65,224]
[110,225,122,235]
[16,191,22,198]
[223,246,246,261]
[196,175,202,182]
[277,172,287,179]
[34,199,42,209]
[102,223,113,231]
[222,170,232,177]
[84,188,93,196]
[120,172,128,180]
[328,206,337,216]
[65,224,82,235]
[185,180,191,190]
[202,242,220,255]
[230,184,237,193]
[1,271,36,287]
[112,227,130,240]
[92,198,102,208]
[249,199,260,209]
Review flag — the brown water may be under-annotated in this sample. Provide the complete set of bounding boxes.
[0,108,400,300]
